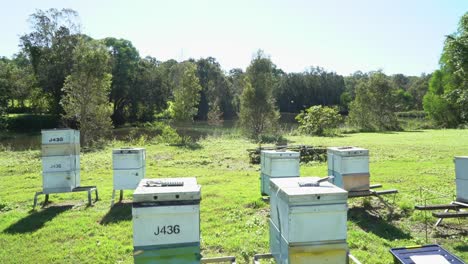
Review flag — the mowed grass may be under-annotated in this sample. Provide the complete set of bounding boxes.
[0,129,467,263]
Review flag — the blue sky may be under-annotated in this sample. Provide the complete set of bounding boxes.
[1,0,467,76]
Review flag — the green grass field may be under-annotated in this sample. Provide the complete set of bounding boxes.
[0,129,467,263]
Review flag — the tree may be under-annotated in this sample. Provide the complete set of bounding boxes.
[0,58,12,128]
[131,56,170,122]
[104,38,140,125]
[239,51,280,138]
[20,8,81,115]
[348,72,400,131]
[60,39,113,146]
[295,105,342,136]
[424,12,468,126]
[170,62,202,122]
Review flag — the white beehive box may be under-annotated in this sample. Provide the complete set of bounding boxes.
[113,148,146,190]
[42,171,80,193]
[42,155,80,172]
[269,220,348,264]
[260,150,300,196]
[327,146,370,191]
[41,129,80,193]
[132,178,201,248]
[113,148,145,169]
[113,167,145,190]
[327,147,369,174]
[261,150,300,177]
[41,129,80,145]
[454,157,468,202]
[269,177,348,243]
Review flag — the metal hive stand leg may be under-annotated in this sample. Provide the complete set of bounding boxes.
[119,190,123,202]
[111,189,116,207]
[33,191,43,209]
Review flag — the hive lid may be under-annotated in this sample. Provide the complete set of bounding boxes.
[113,148,145,154]
[133,177,201,203]
[327,146,368,156]
[261,150,300,158]
[270,177,347,198]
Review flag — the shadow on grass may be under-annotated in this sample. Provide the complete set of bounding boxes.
[3,205,73,234]
[99,202,132,225]
[349,207,412,240]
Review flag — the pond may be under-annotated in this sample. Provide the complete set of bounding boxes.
[0,118,298,151]
[0,120,240,151]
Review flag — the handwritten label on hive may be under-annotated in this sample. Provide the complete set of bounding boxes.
[49,137,64,143]
[50,164,62,169]
[154,225,180,236]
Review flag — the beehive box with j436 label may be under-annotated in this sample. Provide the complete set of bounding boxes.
[132,178,201,264]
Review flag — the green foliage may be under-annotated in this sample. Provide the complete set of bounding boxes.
[295,105,343,136]
[170,62,202,122]
[6,114,60,132]
[155,101,175,120]
[104,38,140,125]
[20,8,81,115]
[396,111,426,118]
[275,67,344,113]
[61,38,113,146]
[195,57,234,120]
[131,57,171,122]
[424,12,468,127]
[207,99,224,126]
[239,51,280,139]
[348,72,400,131]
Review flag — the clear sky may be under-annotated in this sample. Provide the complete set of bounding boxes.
[1,0,467,76]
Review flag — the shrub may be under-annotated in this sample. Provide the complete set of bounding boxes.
[295,105,342,136]
[7,114,60,132]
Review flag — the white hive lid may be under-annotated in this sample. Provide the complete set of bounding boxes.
[262,150,300,158]
[112,147,145,154]
[133,177,201,203]
[270,177,347,202]
[327,146,368,156]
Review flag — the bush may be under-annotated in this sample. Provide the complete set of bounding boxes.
[295,105,342,136]
[7,114,60,132]
[396,111,426,118]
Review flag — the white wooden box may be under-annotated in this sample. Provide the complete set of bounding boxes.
[455,156,468,181]
[42,170,80,193]
[270,177,348,243]
[42,155,80,172]
[42,144,80,156]
[132,178,201,248]
[270,219,348,264]
[327,147,369,175]
[113,167,145,190]
[113,148,146,169]
[456,179,468,203]
[41,129,79,145]
[132,204,200,247]
[261,150,300,177]
[261,173,298,196]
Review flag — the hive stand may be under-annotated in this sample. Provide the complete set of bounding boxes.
[110,189,125,207]
[415,200,468,227]
[201,256,236,263]
[347,184,398,199]
[252,253,362,264]
[33,186,99,209]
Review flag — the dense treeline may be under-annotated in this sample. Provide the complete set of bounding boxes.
[0,8,438,134]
